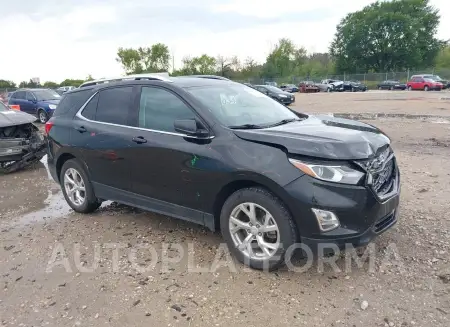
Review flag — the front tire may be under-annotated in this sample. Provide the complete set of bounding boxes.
[424,85,429,91]
[408,86,412,91]
[38,109,48,123]
[220,187,297,270]
[60,159,101,213]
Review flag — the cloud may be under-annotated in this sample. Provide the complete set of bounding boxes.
[0,0,448,84]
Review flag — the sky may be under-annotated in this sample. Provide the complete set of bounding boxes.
[1,0,449,84]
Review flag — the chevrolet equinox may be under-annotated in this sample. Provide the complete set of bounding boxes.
[46,74,400,270]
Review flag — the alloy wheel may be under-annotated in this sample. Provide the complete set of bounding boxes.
[229,202,280,260]
[64,168,86,206]
[39,111,47,123]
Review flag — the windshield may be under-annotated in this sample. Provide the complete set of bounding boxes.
[0,101,9,111]
[33,90,61,101]
[265,85,284,93]
[187,84,299,127]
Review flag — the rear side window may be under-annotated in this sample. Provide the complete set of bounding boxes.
[14,91,26,99]
[55,89,93,117]
[138,87,195,132]
[96,87,133,125]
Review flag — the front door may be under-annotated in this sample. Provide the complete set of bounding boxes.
[24,91,38,114]
[128,86,215,221]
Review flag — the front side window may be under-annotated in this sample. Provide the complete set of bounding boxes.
[187,83,299,128]
[26,92,36,101]
[96,87,133,125]
[138,87,196,132]
[14,91,26,99]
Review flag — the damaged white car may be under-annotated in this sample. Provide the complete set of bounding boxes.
[0,102,46,174]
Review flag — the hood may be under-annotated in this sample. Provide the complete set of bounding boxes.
[0,110,37,128]
[233,115,390,160]
[38,99,60,105]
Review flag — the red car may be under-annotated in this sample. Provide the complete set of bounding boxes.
[407,75,443,91]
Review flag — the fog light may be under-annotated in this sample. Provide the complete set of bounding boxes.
[311,209,340,232]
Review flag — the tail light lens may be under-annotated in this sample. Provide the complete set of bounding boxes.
[45,119,54,135]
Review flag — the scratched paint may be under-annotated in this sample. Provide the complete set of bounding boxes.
[191,154,199,166]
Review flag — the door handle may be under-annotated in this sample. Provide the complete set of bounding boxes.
[75,126,87,133]
[132,136,147,144]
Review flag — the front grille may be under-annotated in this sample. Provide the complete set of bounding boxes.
[359,147,397,198]
[373,211,396,233]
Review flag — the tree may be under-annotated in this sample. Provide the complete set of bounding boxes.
[19,79,39,88]
[85,74,94,81]
[116,43,170,74]
[116,47,143,74]
[330,0,444,72]
[263,38,297,78]
[59,79,85,87]
[0,80,16,89]
[43,81,59,88]
[177,55,216,75]
[435,45,450,68]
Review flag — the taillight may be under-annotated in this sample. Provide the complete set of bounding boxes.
[45,120,54,135]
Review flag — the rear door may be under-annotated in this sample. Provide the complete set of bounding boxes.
[9,91,27,111]
[71,85,138,192]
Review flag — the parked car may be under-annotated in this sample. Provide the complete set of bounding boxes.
[407,75,443,91]
[316,79,343,92]
[254,85,295,105]
[8,88,62,123]
[243,82,255,88]
[298,81,320,93]
[377,80,407,90]
[424,75,449,90]
[57,86,77,94]
[0,101,46,174]
[342,81,368,92]
[265,81,278,87]
[46,74,400,270]
[280,84,299,93]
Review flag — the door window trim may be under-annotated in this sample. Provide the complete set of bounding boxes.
[76,90,214,140]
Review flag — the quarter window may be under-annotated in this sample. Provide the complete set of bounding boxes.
[80,93,99,120]
[138,87,196,133]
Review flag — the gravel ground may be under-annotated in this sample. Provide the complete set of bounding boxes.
[0,91,449,327]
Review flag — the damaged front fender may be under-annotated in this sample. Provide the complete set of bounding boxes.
[0,110,46,174]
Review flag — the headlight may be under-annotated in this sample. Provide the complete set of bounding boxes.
[48,104,57,110]
[278,94,287,98]
[288,158,364,184]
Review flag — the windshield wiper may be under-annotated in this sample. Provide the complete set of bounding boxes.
[229,124,266,130]
[266,118,301,128]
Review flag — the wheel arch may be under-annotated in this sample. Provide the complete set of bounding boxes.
[55,153,76,182]
[211,177,296,233]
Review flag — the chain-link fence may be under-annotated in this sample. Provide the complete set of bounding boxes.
[238,68,450,88]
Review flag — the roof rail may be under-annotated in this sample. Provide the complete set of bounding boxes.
[79,72,171,88]
[187,75,231,81]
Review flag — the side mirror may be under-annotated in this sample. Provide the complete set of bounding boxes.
[174,119,209,138]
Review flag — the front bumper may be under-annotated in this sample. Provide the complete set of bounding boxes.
[283,173,400,251]
[279,96,295,104]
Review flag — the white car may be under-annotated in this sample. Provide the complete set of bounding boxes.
[57,86,76,93]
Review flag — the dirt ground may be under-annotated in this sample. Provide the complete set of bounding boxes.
[1,90,449,327]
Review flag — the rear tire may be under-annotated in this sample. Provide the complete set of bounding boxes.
[408,86,412,91]
[424,85,429,91]
[220,187,298,271]
[60,159,101,213]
